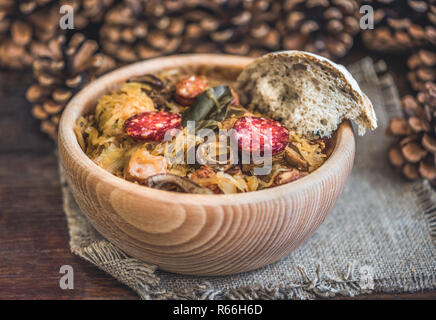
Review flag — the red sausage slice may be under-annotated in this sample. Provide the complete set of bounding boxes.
[174,75,208,106]
[233,116,289,155]
[124,111,181,142]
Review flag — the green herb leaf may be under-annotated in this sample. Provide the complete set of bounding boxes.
[181,86,233,130]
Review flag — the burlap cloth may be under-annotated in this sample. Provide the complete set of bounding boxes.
[60,58,436,299]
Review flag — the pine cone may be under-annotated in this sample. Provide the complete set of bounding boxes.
[181,0,281,57]
[387,82,436,181]
[0,0,60,69]
[277,0,360,60]
[407,48,436,92]
[100,0,187,63]
[361,0,436,53]
[26,33,116,140]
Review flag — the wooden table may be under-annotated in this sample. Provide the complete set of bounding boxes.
[0,45,435,300]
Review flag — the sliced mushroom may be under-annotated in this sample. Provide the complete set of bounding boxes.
[189,166,216,181]
[284,146,309,171]
[196,141,234,171]
[319,136,335,158]
[188,166,223,194]
[241,150,285,173]
[129,74,164,89]
[274,169,308,186]
[145,174,213,194]
[128,74,170,108]
[225,165,242,176]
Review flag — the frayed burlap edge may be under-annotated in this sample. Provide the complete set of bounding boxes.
[414,181,436,245]
[59,58,436,299]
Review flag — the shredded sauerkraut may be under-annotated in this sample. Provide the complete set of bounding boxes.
[75,71,330,194]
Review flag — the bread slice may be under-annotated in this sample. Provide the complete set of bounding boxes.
[236,51,377,137]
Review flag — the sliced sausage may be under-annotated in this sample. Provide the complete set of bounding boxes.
[124,111,181,142]
[232,116,289,155]
[174,75,208,106]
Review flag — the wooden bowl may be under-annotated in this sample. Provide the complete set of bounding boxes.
[58,54,355,276]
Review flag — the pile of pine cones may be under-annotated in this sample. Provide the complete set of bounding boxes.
[387,82,436,183]
[278,0,361,60]
[26,33,115,139]
[0,0,369,141]
[360,0,436,103]
[376,1,436,185]
[361,0,436,53]
[0,0,116,138]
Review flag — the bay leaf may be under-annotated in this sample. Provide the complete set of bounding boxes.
[181,85,233,130]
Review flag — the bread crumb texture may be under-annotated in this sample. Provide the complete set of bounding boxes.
[237,52,377,138]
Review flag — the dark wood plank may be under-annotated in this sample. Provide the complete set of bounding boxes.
[0,73,53,153]
[0,71,137,300]
[0,42,434,300]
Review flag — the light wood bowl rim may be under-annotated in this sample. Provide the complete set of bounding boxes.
[59,53,355,206]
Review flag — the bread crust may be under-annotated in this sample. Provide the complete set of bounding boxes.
[237,51,377,136]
